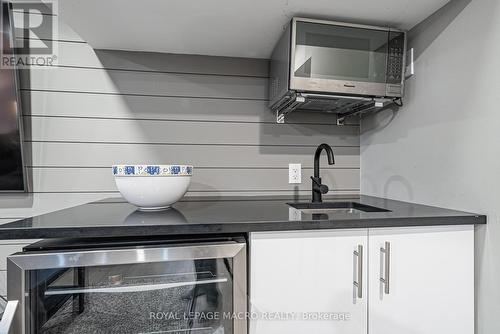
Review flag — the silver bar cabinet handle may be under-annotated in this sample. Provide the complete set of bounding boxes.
[0,300,18,334]
[380,241,391,294]
[353,244,363,298]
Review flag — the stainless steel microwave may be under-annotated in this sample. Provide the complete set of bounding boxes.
[269,17,406,113]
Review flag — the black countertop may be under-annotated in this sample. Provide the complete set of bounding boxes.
[0,195,485,240]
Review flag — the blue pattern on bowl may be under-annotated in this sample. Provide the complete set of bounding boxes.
[124,166,135,175]
[146,166,160,175]
[112,165,193,176]
[170,166,181,175]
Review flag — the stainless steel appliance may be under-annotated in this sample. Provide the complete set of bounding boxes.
[270,17,406,123]
[2,237,247,334]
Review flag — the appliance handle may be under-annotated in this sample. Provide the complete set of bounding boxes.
[8,242,245,271]
[45,277,228,295]
[0,300,18,334]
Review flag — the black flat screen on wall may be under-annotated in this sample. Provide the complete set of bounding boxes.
[0,1,26,191]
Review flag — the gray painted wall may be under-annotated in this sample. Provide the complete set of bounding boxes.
[361,0,499,332]
[0,10,360,221]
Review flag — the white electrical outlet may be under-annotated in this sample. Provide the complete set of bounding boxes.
[288,163,301,184]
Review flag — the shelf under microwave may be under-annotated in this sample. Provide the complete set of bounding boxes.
[272,91,394,124]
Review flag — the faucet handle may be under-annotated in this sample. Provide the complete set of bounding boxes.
[310,176,329,194]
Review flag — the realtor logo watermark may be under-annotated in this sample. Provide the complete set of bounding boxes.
[1,0,58,68]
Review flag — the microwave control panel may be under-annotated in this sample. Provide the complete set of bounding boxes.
[386,31,405,84]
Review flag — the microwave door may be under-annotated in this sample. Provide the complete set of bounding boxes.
[290,20,389,96]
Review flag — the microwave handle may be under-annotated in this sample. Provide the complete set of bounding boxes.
[0,300,18,334]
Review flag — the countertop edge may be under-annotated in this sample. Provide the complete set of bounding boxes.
[0,214,486,240]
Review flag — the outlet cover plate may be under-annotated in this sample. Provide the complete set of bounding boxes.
[288,163,301,184]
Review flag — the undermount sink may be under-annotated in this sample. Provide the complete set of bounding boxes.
[288,201,391,214]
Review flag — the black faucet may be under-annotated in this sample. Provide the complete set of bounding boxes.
[311,143,335,203]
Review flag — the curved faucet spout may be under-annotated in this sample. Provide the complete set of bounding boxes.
[312,143,335,203]
[314,143,335,178]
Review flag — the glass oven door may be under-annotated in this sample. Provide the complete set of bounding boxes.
[6,241,246,334]
[290,19,392,96]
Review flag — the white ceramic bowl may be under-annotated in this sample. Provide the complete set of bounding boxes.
[112,164,192,211]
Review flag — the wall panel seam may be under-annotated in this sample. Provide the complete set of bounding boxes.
[27,166,361,170]
[23,190,360,194]
[23,114,359,127]
[20,89,269,101]
[24,64,270,78]
[24,140,360,148]
[16,37,86,44]
[23,64,270,79]
[11,9,56,17]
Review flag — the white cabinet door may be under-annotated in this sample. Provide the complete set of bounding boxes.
[250,229,368,334]
[368,225,474,334]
